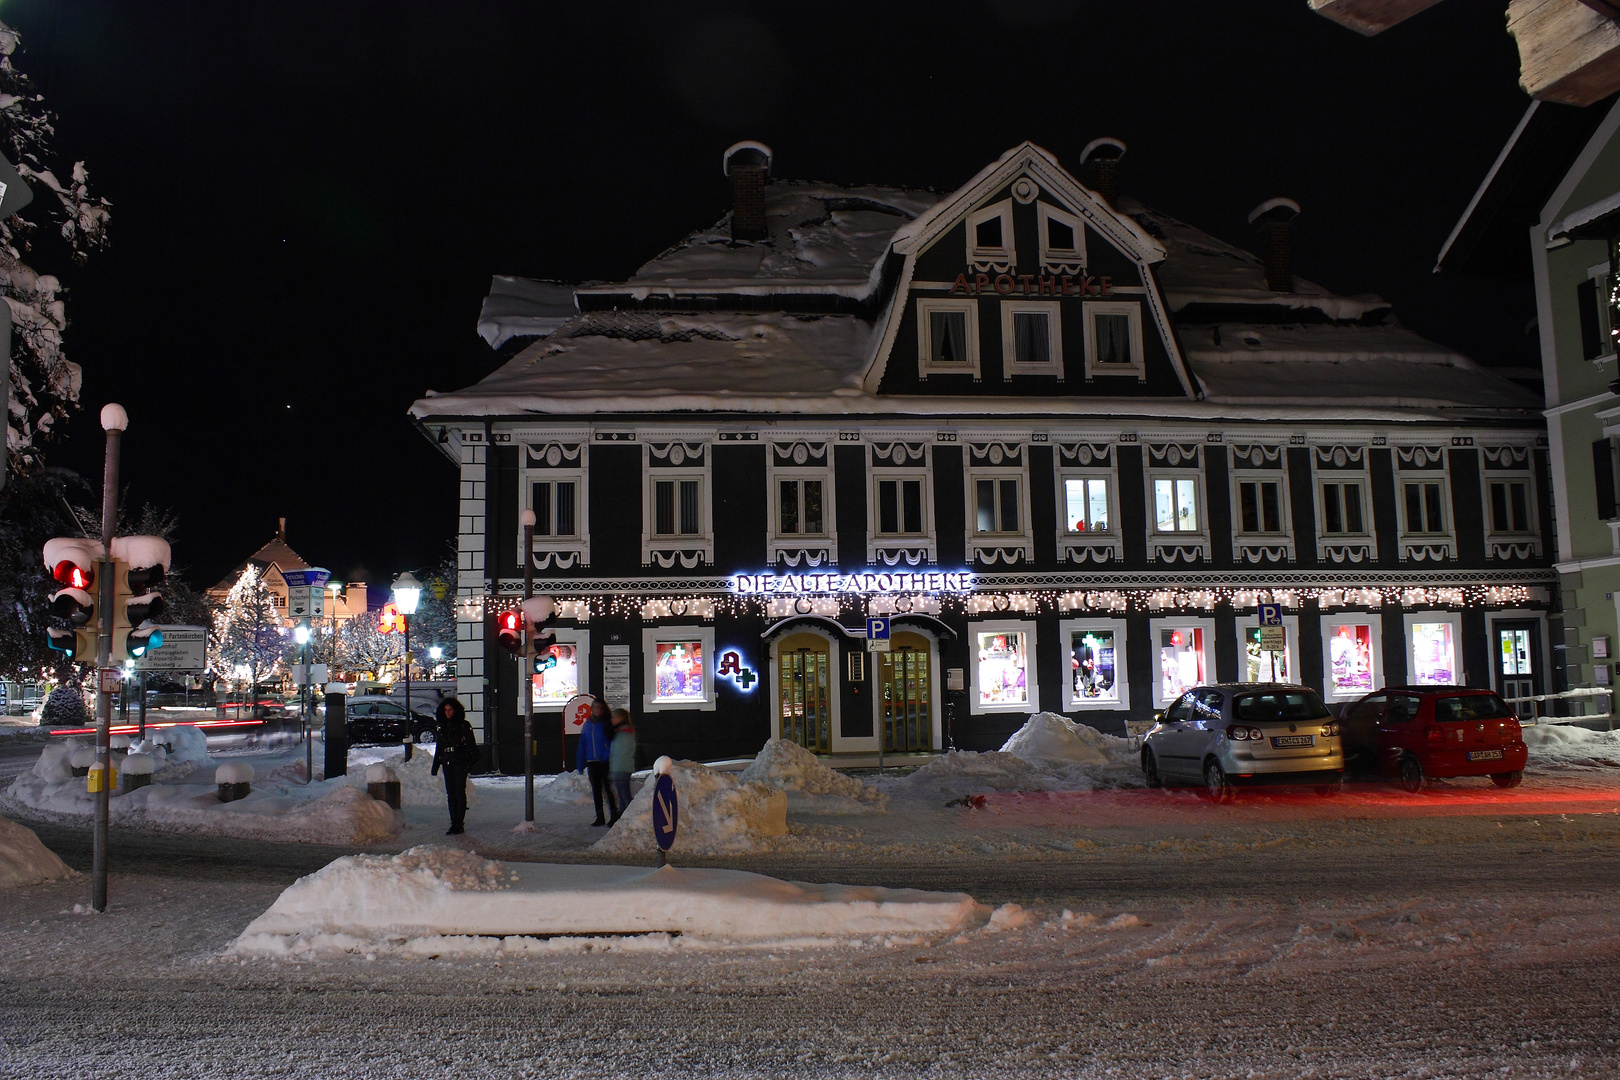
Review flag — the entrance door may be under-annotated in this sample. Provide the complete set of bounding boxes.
[777,633,832,754]
[1493,619,1542,717]
[879,632,933,753]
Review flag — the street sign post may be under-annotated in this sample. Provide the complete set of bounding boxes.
[651,763,678,866]
[133,625,207,672]
[1257,603,1283,627]
[866,616,891,653]
[1258,625,1287,653]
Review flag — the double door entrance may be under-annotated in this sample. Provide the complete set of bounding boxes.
[879,632,932,753]
[1493,619,1543,716]
[774,630,936,755]
[778,633,833,754]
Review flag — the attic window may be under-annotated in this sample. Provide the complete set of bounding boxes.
[916,297,981,379]
[1038,203,1086,271]
[966,200,1015,271]
[1083,301,1145,381]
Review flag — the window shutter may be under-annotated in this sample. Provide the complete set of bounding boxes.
[1579,279,1605,361]
[1595,439,1617,521]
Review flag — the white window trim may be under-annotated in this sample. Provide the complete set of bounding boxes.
[916,297,982,380]
[642,625,717,713]
[1227,453,1295,562]
[1059,617,1129,713]
[1056,467,1123,563]
[969,619,1040,715]
[530,628,591,712]
[1082,300,1146,380]
[964,465,1034,563]
[1037,202,1086,272]
[1395,472,1458,561]
[999,299,1064,378]
[1148,616,1217,709]
[1479,462,1543,560]
[769,628,847,750]
[642,448,714,567]
[1585,260,1616,364]
[519,467,590,568]
[966,199,1015,271]
[867,464,937,564]
[766,452,837,565]
[1403,611,1465,688]
[1231,612,1300,685]
[1312,467,1378,561]
[1320,612,1384,703]
[1144,466,1211,562]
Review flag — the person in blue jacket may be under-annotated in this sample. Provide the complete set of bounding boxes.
[576,697,617,826]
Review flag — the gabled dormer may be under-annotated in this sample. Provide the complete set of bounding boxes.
[864,141,1196,399]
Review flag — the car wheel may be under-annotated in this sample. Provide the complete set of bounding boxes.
[1203,759,1233,804]
[1491,770,1523,789]
[1398,754,1426,794]
[1142,749,1163,789]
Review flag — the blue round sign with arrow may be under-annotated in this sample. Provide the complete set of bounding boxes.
[651,772,678,852]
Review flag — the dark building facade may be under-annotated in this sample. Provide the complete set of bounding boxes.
[412,141,1555,772]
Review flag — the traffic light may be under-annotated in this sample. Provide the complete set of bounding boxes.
[43,537,104,662]
[377,602,405,634]
[110,536,170,663]
[496,609,523,654]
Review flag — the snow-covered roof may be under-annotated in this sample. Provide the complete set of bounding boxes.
[476,276,577,348]
[1185,323,1533,409]
[1117,197,1389,322]
[574,181,938,303]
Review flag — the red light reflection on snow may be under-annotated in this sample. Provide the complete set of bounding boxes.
[47,718,266,737]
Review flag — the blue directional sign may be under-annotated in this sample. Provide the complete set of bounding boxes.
[652,773,678,852]
[866,617,890,640]
[1257,603,1283,627]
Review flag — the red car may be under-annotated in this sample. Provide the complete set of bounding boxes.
[1338,686,1528,793]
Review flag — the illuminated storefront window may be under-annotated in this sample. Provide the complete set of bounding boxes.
[976,631,1029,707]
[653,640,706,703]
[531,642,580,706]
[1158,626,1205,702]
[1071,629,1118,703]
[1325,621,1377,700]
[1409,620,1457,686]
[1243,626,1288,682]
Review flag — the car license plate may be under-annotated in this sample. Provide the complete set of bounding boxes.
[1270,735,1314,748]
[1466,749,1504,761]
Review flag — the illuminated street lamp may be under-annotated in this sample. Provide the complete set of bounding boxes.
[392,571,422,758]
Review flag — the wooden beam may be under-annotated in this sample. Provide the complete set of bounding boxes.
[1509,0,1620,106]
[1307,0,1448,36]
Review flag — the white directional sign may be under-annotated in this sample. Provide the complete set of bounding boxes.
[1258,625,1287,653]
[287,586,324,619]
[134,625,208,673]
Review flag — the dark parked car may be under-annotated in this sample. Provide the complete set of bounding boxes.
[1338,686,1527,793]
[342,695,437,746]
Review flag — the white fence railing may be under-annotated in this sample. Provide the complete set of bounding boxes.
[1502,686,1614,729]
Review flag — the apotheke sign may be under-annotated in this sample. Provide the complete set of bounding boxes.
[731,571,977,596]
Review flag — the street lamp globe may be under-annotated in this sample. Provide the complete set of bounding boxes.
[391,571,422,616]
[293,625,311,646]
[429,645,443,660]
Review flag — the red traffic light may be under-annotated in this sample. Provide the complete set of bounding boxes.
[496,610,523,654]
[51,560,93,590]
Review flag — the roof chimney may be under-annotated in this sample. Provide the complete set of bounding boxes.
[1248,197,1301,294]
[277,517,286,543]
[1079,137,1127,206]
[722,140,773,243]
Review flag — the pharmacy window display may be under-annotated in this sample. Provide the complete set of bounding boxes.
[971,622,1038,713]
[1235,613,1298,684]
[642,626,717,711]
[531,642,580,706]
[1059,618,1128,711]
[1322,616,1381,702]
[1405,613,1461,687]
[1157,626,1205,703]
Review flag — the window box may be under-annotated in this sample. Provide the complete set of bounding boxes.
[1059,618,1129,712]
[969,620,1039,714]
[642,626,716,712]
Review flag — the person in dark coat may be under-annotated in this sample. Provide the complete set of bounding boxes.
[430,697,479,835]
[576,698,617,826]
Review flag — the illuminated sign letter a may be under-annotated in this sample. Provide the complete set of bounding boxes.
[718,651,742,677]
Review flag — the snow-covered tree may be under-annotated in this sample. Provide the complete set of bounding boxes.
[408,557,458,672]
[213,565,285,691]
[0,467,90,680]
[333,613,403,680]
[0,18,111,475]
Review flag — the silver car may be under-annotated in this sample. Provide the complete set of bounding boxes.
[1141,683,1344,801]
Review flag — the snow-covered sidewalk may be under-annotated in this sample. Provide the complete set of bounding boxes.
[232,845,991,957]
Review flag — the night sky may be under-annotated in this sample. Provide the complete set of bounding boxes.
[9,0,1534,597]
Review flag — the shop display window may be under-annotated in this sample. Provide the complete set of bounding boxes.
[1409,621,1457,686]
[653,641,706,703]
[976,630,1029,707]
[531,642,580,706]
[1243,626,1289,682]
[1071,628,1119,704]
[1327,622,1376,698]
[1158,626,1205,702]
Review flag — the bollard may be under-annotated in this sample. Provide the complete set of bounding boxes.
[215,762,253,803]
[122,752,155,791]
[365,763,401,810]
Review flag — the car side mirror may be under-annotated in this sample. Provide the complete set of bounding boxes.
[1152,711,1164,724]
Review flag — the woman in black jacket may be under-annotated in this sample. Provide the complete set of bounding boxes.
[429,697,479,835]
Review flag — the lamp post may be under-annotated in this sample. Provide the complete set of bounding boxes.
[392,572,422,761]
[293,623,312,782]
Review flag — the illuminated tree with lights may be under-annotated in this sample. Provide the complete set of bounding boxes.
[333,614,403,681]
[213,565,286,694]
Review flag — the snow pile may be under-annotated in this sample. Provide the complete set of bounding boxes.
[152,724,208,782]
[532,770,595,806]
[738,738,887,814]
[0,815,74,888]
[593,760,786,856]
[346,746,477,809]
[7,747,402,845]
[215,763,254,786]
[66,745,94,771]
[364,763,395,784]
[895,713,1140,800]
[231,847,987,956]
[121,753,155,777]
[1525,725,1620,769]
